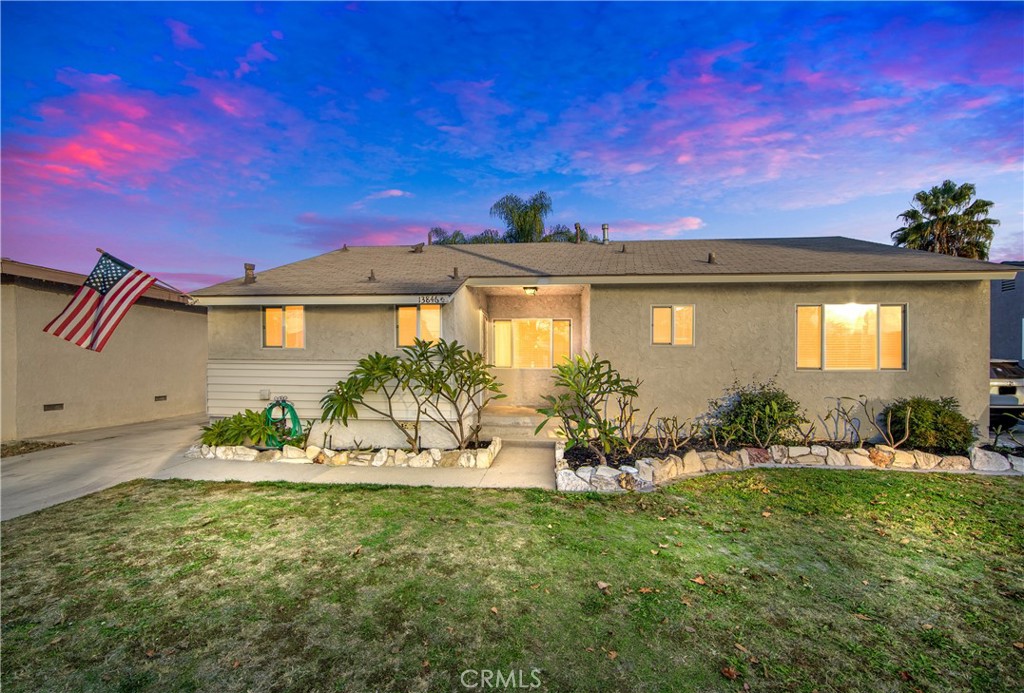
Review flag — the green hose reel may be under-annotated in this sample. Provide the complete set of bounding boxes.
[264,397,301,449]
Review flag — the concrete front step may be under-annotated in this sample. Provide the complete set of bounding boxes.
[479,423,559,441]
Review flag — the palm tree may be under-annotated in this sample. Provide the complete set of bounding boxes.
[429,227,467,245]
[891,180,999,260]
[489,191,553,243]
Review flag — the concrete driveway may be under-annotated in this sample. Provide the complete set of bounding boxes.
[2,415,556,521]
[1,413,206,521]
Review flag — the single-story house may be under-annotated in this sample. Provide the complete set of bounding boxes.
[192,236,1014,448]
[1,258,208,441]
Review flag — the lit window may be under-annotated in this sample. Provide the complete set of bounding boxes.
[263,306,304,349]
[492,319,571,368]
[797,304,905,371]
[652,305,694,345]
[397,305,442,346]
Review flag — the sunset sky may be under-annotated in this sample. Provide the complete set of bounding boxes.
[2,1,1022,289]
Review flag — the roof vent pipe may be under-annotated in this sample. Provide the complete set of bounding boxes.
[602,223,610,245]
[368,269,377,282]
[243,263,256,284]
[708,252,717,265]
[452,266,460,280]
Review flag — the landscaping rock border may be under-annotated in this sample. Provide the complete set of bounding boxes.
[186,437,502,470]
[554,442,1023,492]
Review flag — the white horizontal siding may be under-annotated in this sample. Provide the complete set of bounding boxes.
[206,359,454,421]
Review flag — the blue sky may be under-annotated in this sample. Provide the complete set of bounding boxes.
[2,1,1022,288]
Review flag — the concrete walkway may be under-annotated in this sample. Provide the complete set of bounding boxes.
[2,416,556,521]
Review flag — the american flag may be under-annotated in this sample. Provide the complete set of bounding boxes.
[43,253,157,352]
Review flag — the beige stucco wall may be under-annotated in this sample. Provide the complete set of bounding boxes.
[483,291,584,405]
[447,286,484,353]
[2,284,19,439]
[589,280,991,430]
[1,281,207,440]
[208,294,483,362]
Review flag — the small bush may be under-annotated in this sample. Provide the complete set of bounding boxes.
[704,380,807,448]
[201,409,277,447]
[879,396,975,454]
[535,353,652,466]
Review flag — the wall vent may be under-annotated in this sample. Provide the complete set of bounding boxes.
[43,403,64,412]
[1002,279,1016,292]
[154,395,168,402]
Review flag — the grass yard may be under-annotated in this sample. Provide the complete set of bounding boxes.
[2,470,1022,693]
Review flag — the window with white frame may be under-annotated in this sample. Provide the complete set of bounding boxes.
[492,319,571,368]
[796,303,906,371]
[651,305,694,346]
[397,305,441,347]
[263,306,305,348]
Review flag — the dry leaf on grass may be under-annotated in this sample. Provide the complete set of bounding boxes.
[761,511,772,518]
[691,576,707,585]
[607,650,618,660]
[720,666,739,680]
[349,545,362,558]
[854,613,874,621]
[1013,642,1024,650]
[639,587,654,594]
[596,581,611,595]
[490,607,499,616]
[735,643,749,653]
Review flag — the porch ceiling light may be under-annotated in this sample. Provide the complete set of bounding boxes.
[523,286,538,296]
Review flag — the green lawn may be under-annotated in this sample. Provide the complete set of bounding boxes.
[2,470,1022,692]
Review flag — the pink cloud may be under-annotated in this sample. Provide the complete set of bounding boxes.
[292,212,452,249]
[610,217,706,238]
[2,70,310,199]
[166,19,203,50]
[349,189,415,209]
[234,42,278,78]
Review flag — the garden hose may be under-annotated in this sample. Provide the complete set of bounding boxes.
[264,397,301,449]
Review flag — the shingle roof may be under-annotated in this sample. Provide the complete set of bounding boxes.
[192,236,1013,297]
[1,258,193,304]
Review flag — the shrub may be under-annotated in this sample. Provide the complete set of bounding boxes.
[879,396,975,454]
[320,339,503,451]
[535,353,653,465]
[703,380,807,448]
[201,409,277,447]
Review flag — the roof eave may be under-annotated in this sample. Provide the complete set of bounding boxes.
[194,269,1014,305]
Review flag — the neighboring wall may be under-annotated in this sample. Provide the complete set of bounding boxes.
[590,280,990,428]
[991,266,1023,361]
[0,280,207,440]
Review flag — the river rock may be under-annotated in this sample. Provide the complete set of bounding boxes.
[937,455,970,470]
[557,468,592,492]
[912,450,942,470]
[970,448,1010,472]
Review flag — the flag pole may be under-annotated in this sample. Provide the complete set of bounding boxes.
[95,247,197,304]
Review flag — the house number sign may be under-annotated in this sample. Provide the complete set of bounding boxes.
[418,295,451,304]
